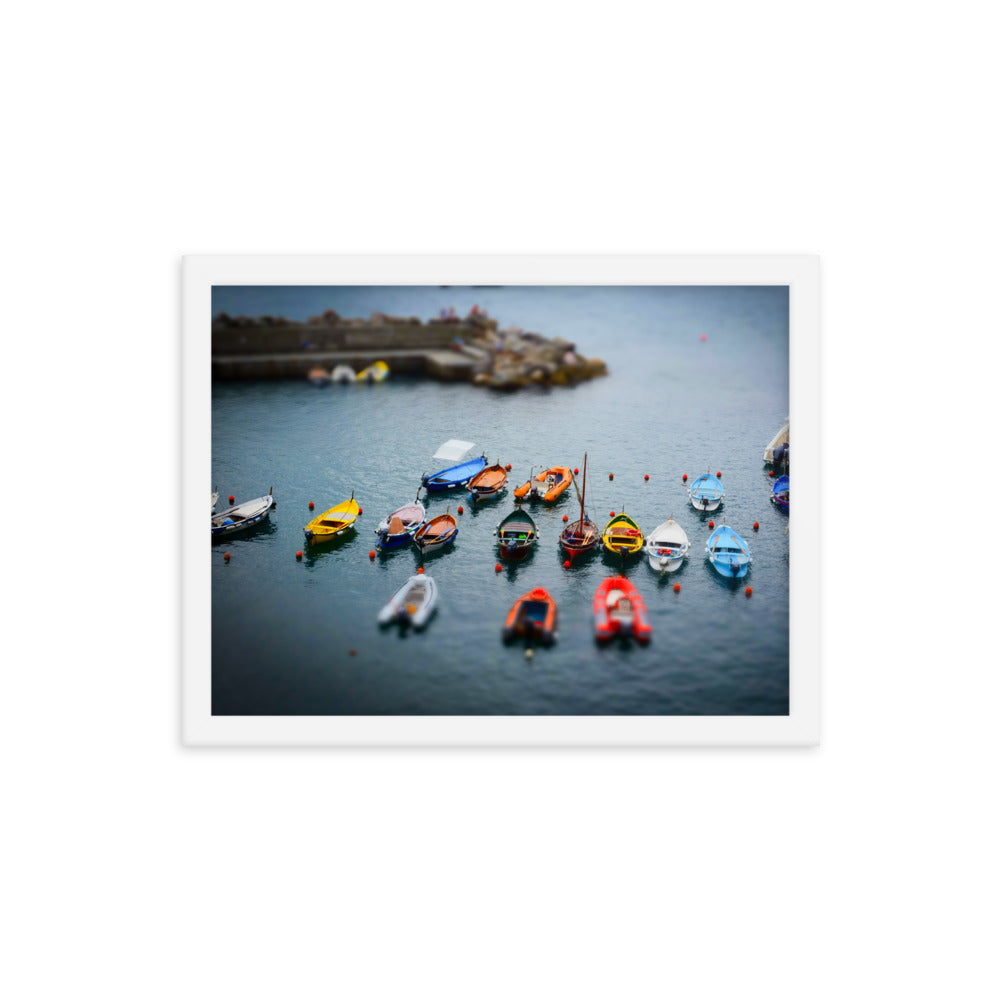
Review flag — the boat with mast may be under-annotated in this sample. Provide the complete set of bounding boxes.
[560,454,599,559]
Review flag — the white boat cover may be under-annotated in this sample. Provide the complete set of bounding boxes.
[433,439,476,462]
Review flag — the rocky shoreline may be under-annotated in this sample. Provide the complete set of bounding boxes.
[212,308,608,390]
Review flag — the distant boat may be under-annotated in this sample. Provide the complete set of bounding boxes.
[308,366,333,386]
[502,587,557,645]
[421,449,488,493]
[602,511,644,559]
[304,494,360,545]
[211,486,219,513]
[644,517,689,573]
[412,510,458,554]
[211,489,274,537]
[763,419,789,464]
[494,508,538,560]
[560,453,599,558]
[468,462,508,503]
[688,471,724,512]
[374,502,425,550]
[771,475,789,511]
[357,360,389,383]
[593,576,652,642]
[706,524,752,579]
[331,364,356,383]
[377,573,438,629]
[513,466,573,502]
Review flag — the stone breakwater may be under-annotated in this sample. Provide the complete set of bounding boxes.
[211,309,608,389]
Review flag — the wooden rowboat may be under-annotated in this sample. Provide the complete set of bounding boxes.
[494,508,538,560]
[304,494,360,544]
[560,453,599,558]
[413,510,458,553]
[706,524,752,579]
[502,587,557,645]
[601,512,644,558]
[644,517,689,573]
[468,462,508,503]
[211,489,275,537]
[374,502,425,550]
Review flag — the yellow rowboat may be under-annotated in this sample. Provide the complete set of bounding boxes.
[601,512,644,558]
[357,360,389,383]
[304,494,360,544]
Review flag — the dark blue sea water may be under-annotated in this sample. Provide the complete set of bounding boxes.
[211,285,789,715]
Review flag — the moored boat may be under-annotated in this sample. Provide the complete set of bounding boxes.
[688,471,724,512]
[644,517,690,573]
[377,573,438,628]
[502,587,557,645]
[593,576,652,642]
[374,501,426,550]
[307,366,333,386]
[357,360,389,383]
[304,494,360,544]
[602,511,644,559]
[422,453,488,493]
[468,462,508,503]
[763,419,789,464]
[331,364,356,383]
[560,453,599,558]
[706,524,752,579]
[771,475,789,511]
[513,466,573,502]
[211,486,219,512]
[494,508,538,560]
[412,509,458,553]
[211,489,275,537]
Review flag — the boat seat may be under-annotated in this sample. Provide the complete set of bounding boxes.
[388,517,405,534]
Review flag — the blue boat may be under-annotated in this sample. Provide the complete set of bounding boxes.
[374,501,425,550]
[421,454,487,492]
[771,475,789,512]
[688,471,724,511]
[706,524,751,579]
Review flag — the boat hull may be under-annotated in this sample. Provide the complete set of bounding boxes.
[601,514,644,558]
[495,510,538,560]
[706,525,752,579]
[513,467,573,502]
[413,515,458,553]
[304,498,360,544]
[644,519,690,573]
[377,574,437,628]
[688,473,724,512]
[422,455,488,492]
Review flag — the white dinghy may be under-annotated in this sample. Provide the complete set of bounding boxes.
[377,573,438,628]
[644,517,690,573]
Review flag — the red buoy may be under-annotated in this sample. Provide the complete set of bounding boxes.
[610,510,616,517]
[458,505,464,515]
[716,471,721,478]
[708,520,714,529]
[753,522,759,531]
[296,550,303,560]
[229,495,235,504]
[417,566,425,575]
[609,473,614,480]
[506,463,511,470]
[745,586,753,597]
[644,474,649,480]
[223,551,230,562]
[574,468,579,475]
[358,507,362,515]
[562,514,568,522]
[349,649,357,656]
[563,560,570,569]
[700,333,707,341]
[682,473,687,482]
[495,563,502,573]
[368,550,375,560]
[673,582,681,593]
[308,501,314,510]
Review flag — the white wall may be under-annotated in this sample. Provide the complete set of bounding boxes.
[5,3,995,998]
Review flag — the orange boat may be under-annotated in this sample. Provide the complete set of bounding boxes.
[513,466,573,502]
[468,462,508,502]
[502,587,557,645]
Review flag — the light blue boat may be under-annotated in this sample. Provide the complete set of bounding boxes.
[689,471,724,511]
[706,524,751,579]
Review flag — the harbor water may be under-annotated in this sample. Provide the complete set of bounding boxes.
[211,285,789,715]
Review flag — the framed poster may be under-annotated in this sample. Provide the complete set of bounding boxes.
[183,254,819,745]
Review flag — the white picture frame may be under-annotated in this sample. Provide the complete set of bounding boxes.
[183,254,820,746]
